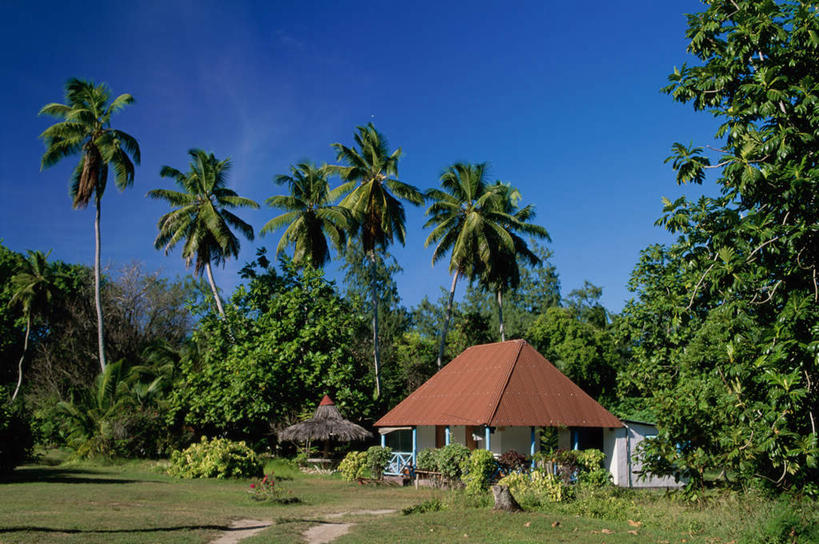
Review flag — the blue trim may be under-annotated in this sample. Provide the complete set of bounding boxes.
[411,427,417,467]
[445,426,451,445]
[572,429,579,450]
[380,433,385,447]
[530,426,536,468]
[485,426,491,451]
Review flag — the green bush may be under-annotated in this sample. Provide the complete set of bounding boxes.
[437,443,470,480]
[576,449,611,487]
[339,451,367,481]
[498,469,574,505]
[366,446,392,479]
[0,398,34,473]
[739,499,819,544]
[461,449,496,494]
[416,448,438,471]
[167,436,263,479]
[402,498,443,515]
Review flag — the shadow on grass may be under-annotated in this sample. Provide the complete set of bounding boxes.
[0,524,261,534]
[0,467,143,485]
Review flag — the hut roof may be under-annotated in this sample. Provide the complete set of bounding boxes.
[279,395,372,442]
[374,340,623,428]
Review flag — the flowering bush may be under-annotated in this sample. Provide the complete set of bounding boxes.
[248,471,297,503]
[167,436,263,479]
[339,451,367,481]
[498,469,574,505]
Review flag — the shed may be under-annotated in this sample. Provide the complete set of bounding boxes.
[374,340,681,487]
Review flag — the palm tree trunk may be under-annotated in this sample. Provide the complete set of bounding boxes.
[10,315,31,403]
[94,195,107,372]
[437,269,460,369]
[205,260,226,316]
[497,290,505,342]
[369,251,382,398]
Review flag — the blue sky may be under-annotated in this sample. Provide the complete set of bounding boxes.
[0,1,715,312]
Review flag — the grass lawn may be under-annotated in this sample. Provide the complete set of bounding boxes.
[0,455,814,543]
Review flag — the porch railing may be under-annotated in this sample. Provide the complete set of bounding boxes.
[384,451,414,476]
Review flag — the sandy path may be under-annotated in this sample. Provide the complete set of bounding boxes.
[302,509,397,544]
[209,519,272,544]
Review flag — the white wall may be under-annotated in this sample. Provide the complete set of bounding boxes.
[624,422,683,488]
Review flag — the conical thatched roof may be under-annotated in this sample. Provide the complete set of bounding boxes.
[279,395,372,443]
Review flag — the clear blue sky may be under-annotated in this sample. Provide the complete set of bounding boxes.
[0,1,715,312]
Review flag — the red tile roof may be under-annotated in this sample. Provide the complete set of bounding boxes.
[374,340,623,428]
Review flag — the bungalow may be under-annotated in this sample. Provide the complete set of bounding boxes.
[374,339,680,488]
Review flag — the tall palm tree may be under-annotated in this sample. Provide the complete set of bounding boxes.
[424,162,515,367]
[39,78,141,372]
[332,123,424,397]
[482,182,550,341]
[147,149,259,316]
[8,251,56,403]
[261,162,350,268]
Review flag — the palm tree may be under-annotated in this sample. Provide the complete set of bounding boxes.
[261,162,350,268]
[147,149,259,316]
[332,123,424,397]
[482,182,550,341]
[424,162,514,368]
[39,78,141,372]
[8,251,56,403]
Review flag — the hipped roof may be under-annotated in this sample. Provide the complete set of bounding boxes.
[374,340,623,428]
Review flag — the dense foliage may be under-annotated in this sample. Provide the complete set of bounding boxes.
[620,0,819,493]
[170,256,372,441]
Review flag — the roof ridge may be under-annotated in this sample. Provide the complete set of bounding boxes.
[485,340,526,425]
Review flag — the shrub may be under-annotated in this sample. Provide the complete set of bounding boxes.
[339,451,367,481]
[416,448,438,472]
[461,449,497,494]
[0,398,34,473]
[576,449,610,487]
[739,499,819,544]
[498,449,528,474]
[498,469,574,505]
[366,445,392,479]
[167,436,263,479]
[248,471,298,504]
[437,443,470,480]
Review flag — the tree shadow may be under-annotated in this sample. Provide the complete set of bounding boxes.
[0,524,251,534]
[0,467,144,485]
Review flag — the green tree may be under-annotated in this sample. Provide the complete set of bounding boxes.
[261,162,350,268]
[148,149,259,316]
[332,123,424,397]
[39,78,141,372]
[170,258,372,441]
[622,0,819,492]
[8,251,56,402]
[424,162,507,367]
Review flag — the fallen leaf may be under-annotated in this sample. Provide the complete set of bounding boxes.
[463,534,468,538]
[551,521,560,528]
[628,530,639,535]
[628,519,643,527]
[524,522,531,528]
[602,529,614,534]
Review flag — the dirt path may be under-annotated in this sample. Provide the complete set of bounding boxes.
[302,509,397,544]
[209,519,272,544]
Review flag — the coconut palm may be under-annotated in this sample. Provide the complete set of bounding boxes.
[147,149,259,316]
[8,251,56,403]
[332,123,424,397]
[261,162,350,268]
[39,78,141,372]
[481,182,550,341]
[424,162,515,367]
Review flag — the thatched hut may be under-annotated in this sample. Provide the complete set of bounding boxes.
[279,395,371,458]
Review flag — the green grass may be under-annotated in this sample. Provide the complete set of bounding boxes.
[0,457,815,543]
